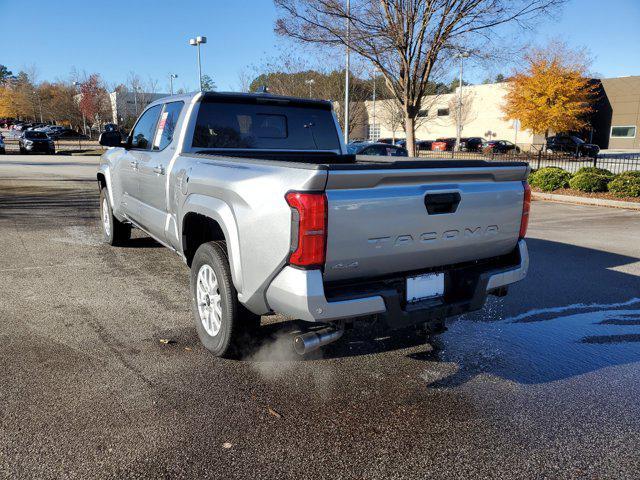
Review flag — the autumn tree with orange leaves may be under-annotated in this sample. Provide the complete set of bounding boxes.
[503,43,596,138]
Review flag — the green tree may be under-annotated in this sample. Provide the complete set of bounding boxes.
[0,65,13,84]
[201,75,217,91]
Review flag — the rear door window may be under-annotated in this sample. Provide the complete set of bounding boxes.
[192,99,340,150]
[153,101,184,150]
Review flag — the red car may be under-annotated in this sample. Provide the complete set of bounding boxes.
[431,138,456,151]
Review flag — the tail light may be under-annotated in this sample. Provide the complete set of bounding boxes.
[519,182,531,239]
[285,192,327,268]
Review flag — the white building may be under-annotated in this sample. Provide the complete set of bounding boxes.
[108,91,169,125]
[356,82,546,148]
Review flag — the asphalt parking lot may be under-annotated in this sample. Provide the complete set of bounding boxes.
[1,154,640,479]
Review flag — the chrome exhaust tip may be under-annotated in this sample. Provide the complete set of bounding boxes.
[293,325,344,355]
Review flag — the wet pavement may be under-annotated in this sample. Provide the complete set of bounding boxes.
[1,154,640,479]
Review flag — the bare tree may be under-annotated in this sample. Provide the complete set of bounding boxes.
[237,69,253,92]
[275,0,565,155]
[378,98,404,141]
[448,89,476,135]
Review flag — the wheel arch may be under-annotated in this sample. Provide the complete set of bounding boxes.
[97,165,114,208]
[181,195,243,294]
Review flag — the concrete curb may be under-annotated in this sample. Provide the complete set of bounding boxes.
[532,191,640,210]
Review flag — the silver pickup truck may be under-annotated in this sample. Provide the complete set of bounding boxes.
[98,91,530,357]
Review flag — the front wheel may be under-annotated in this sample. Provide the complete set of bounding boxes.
[99,187,131,246]
[190,241,260,358]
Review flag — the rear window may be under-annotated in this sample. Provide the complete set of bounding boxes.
[192,100,341,150]
[26,132,48,139]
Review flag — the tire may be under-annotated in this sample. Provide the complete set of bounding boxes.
[99,187,131,246]
[190,241,260,358]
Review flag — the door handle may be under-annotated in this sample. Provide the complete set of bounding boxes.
[153,165,165,175]
[424,192,461,215]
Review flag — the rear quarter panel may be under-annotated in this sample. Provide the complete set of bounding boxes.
[173,155,328,314]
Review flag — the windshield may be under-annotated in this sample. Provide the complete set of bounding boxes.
[26,132,48,139]
[193,99,341,151]
[571,136,585,144]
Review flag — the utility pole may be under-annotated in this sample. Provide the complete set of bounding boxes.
[343,0,350,143]
[455,51,470,152]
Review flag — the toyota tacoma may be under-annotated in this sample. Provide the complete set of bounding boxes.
[98,91,530,357]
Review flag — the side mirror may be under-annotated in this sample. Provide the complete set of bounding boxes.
[99,130,124,148]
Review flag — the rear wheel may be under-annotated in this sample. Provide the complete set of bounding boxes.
[191,241,260,358]
[99,187,131,246]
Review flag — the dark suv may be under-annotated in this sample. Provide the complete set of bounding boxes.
[546,135,599,158]
[347,142,408,157]
[19,131,55,154]
[460,137,486,152]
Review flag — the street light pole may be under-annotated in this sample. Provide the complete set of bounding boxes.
[189,36,207,90]
[73,81,87,135]
[305,78,315,98]
[372,71,376,141]
[33,90,43,123]
[343,0,350,143]
[455,51,470,152]
[169,74,178,95]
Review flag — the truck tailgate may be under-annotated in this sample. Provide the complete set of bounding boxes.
[323,163,529,282]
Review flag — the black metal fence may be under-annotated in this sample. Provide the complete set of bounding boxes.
[2,136,105,153]
[417,150,640,174]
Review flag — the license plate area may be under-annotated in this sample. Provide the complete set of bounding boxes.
[406,273,445,303]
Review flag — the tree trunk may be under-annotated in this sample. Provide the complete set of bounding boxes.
[405,114,416,157]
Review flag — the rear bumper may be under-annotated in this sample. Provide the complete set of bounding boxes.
[265,240,528,325]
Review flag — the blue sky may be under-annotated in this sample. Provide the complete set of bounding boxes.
[1,0,638,92]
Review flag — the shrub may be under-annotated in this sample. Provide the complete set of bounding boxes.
[529,167,571,192]
[574,166,614,179]
[608,171,640,198]
[569,172,610,192]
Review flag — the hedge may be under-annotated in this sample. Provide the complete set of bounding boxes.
[574,166,614,179]
[529,167,572,192]
[569,172,611,192]
[608,171,640,198]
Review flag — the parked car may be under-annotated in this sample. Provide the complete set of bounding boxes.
[483,140,521,154]
[0,134,5,154]
[347,142,408,156]
[459,137,486,152]
[19,131,55,154]
[546,135,599,158]
[432,138,456,151]
[416,140,433,152]
[392,139,433,153]
[98,91,530,358]
[49,128,87,139]
[39,125,66,134]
